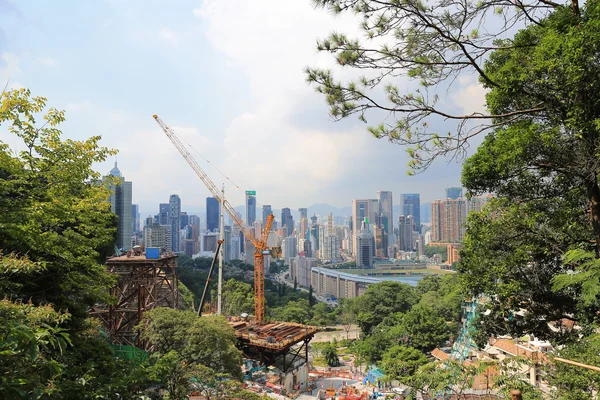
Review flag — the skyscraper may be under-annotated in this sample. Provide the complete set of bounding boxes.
[431,200,443,242]
[400,194,421,232]
[377,191,393,254]
[356,229,374,268]
[180,211,189,230]
[351,199,379,256]
[143,223,171,250]
[106,162,132,250]
[431,196,487,244]
[169,194,181,252]
[398,215,415,251]
[283,236,298,267]
[223,225,232,262]
[298,208,308,220]
[246,191,256,227]
[281,207,294,237]
[446,187,463,200]
[262,205,272,225]
[132,204,140,233]
[159,203,170,225]
[206,197,219,232]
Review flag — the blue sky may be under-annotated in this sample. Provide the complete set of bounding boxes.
[0,0,485,216]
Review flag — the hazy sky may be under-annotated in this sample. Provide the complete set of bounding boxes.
[0,0,486,215]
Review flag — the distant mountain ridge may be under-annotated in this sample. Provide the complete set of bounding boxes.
[142,202,432,224]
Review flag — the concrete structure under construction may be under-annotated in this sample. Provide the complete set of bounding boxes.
[229,320,317,393]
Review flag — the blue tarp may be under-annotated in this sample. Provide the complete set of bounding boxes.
[365,366,385,384]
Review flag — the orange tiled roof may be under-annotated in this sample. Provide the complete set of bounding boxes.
[431,348,450,361]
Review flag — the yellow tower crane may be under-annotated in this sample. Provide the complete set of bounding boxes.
[153,114,274,323]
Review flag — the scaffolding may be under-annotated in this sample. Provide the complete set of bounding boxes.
[450,297,484,361]
[90,253,178,349]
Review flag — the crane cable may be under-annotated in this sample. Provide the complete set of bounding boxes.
[175,130,266,210]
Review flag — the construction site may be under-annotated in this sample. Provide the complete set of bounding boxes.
[87,115,328,397]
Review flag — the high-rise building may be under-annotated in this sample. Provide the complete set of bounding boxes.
[373,224,388,258]
[246,191,256,227]
[223,225,232,262]
[159,203,170,225]
[431,200,443,242]
[291,254,317,288]
[298,208,308,220]
[431,195,489,244]
[443,198,467,243]
[299,217,309,240]
[377,191,393,251]
[169,194,181,252]
[132,204,140,233]
[446,187,463,200]
[254,220,263,239]
[189,215,201,231]
[230,234,241,261]
[467,194,492,214]
[282,236,298,267]
[356,229,374,268]
[206,197,219,232]
[106,162,133,249]
[400,193,421,233]
[281,207,294,237]
[145,215,154,227]
[351,199,379,256]
[143,223,172,250]
[202,232,218,252]
[262,205,272,225]
[326,235,341,260]
[180,212,189,230]
[398,215,415,251]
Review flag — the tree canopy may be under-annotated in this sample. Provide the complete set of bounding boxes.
[0,89,138,398]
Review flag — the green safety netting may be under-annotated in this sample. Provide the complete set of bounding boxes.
[111,344,148,364]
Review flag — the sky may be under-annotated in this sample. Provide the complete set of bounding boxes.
[0,0,487,217]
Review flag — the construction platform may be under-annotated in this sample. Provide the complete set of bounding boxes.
[90,252,178,349]
[229,319,317,374]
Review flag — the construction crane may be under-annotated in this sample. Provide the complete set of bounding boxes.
[153,115,274,323]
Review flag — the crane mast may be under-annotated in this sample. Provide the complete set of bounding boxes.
[153,114,272,323]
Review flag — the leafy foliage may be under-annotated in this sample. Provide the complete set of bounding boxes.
[139,308,243,380]
[321,343,340,367]
[307,0,569,172]
[0,89,140,399]
[349,281,418,334]
[380,345,428,384]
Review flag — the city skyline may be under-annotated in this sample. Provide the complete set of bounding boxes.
[0,1,472,214]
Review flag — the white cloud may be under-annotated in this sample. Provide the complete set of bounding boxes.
[186,1,382,207]
[452,76,489,114]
